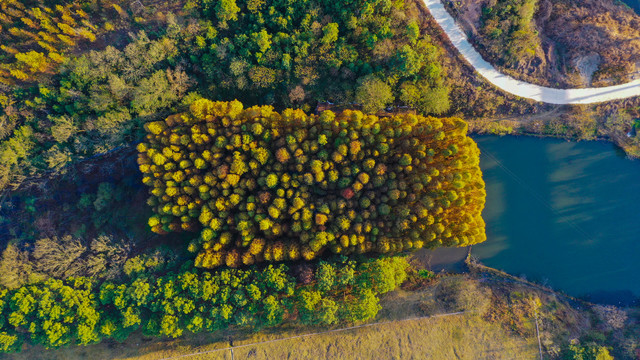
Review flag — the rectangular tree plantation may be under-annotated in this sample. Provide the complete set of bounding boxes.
[137,100,486,268]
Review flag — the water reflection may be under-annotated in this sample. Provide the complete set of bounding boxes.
[472,135,640,300]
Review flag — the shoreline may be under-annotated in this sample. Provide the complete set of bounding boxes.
[416,246,640,306]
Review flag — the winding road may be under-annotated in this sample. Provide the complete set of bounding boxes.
[422,0,640,104]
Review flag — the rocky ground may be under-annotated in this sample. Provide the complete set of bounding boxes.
[446,0,640,88]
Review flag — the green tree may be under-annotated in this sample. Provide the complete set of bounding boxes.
[400,82,450,115]
[355,75,394,113]
[315,262,336,293]
[44,145,72,170]
[131,70,179,116]
[253,29,272,54]
[342,289,380,322]
[215,0,240,24]
[50,116,77,143]
[564,344,614,360]
[321,23,339,45]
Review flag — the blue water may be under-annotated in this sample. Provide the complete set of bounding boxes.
[622,0,640,14]
[471,135,640,303]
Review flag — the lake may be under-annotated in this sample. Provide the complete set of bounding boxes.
[469,135,640,304]
[621,0,640,14]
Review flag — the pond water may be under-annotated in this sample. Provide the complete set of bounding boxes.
[471,135,640,304]
[621,0,640,14]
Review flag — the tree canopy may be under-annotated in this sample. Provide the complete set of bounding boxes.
[138,100,486,268]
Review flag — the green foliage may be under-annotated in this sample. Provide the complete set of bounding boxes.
[295,256,405,326]
[6,278,100,349]
[215,0,241,23]
[139,100,487,268]
[0,32,192,192]
[190,0,447,108]
[0,0,450,194]
[0,255,409,352]
[563,344,614,360]
[479,0,539,67]
[355,75,394,113]
[123,248,178,277]
[356,256,409,294]
[417,269,435,280]
[400,82,450,115]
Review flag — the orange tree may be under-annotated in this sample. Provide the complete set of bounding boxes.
[137,99,486,268]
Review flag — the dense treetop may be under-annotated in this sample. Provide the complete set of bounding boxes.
[0,256,409,352]
[0,0,488,353]
[0,0,449,193]
[138,100,486,268]
[478,0,539,68]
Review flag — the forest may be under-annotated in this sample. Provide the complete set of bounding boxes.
[0,0,450,195]
[0,0,489,353]
[0,256,409,351]
[0,0,635,358]
[47,0,640,357]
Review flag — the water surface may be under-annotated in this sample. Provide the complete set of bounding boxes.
[472,135,640,303]
[621,0,640,14]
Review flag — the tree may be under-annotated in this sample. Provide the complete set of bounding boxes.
[131,70,178,116]
[315,262,336,293]
[317,298,339,325]
[564,344,614,360]
[288,85,305,103]
[0,244,43,289]
[50,116,77,143]
[400,83,450,115]
[15,51,49,73]
[252,29,272,54]
[33,236,86,279]
[141,100,486,268]
[355,75,394,113]
[321,23,339,45]
[215,0,240,24]
[44,145,72,170]
[343,289,380,322]
[407,21,420,44]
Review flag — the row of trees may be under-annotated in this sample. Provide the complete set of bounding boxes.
[138,100,487,268]
[0,256,409,352]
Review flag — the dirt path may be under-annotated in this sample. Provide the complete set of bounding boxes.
[422,0,640,104]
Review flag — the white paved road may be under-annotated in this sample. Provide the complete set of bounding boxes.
[423,0,640,104]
